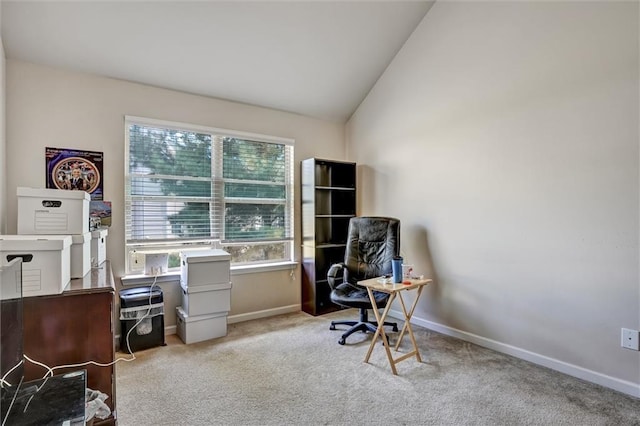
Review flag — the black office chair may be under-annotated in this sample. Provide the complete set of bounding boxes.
[327,216,400,345]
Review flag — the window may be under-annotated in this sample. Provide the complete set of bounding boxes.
[124,116,294,275]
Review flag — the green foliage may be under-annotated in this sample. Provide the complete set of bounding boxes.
[225,204,285,240]
[129,126,288,242]
[223,138,286,183]
[129,125,211,179]
[223,243,286,263]
[130,125,213,238]
[168,253,181,269]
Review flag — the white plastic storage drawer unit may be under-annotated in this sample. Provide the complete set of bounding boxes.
[180,282,232,316]
[70,232,91,279]
[180,249,231,287]
[17,187,90,235]
[91,228,108,266]
[176,307,227,344]
[0,235,72,297]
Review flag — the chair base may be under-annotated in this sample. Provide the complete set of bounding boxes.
[330,308,398,345]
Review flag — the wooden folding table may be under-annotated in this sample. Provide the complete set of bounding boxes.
[360,276,432,375]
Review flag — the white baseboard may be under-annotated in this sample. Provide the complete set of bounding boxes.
[163,305,301,332]
[388,310,640,398]
[227,304,300,324]
[116,305,300,343]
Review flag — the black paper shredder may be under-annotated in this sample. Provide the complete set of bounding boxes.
[119,286,165,353]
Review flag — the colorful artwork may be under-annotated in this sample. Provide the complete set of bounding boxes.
[90,200,112,227]
[45,147,104,200]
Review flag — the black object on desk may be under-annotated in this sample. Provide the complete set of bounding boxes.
[1,370,86,425]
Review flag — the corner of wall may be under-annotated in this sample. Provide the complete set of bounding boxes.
[0,36,6,235]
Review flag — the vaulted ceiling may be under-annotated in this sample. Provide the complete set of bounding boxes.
[1,1,433,122]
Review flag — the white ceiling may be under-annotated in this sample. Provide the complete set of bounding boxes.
[1,1,433,123]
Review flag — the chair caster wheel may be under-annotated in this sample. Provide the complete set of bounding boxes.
[338,338,346,345]
[330,324,336,330]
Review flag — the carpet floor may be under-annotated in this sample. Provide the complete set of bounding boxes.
[115,310,639,425]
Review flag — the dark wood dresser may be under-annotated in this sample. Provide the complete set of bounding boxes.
[23,261,117,425]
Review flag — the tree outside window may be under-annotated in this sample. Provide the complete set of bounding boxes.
[125,118,293,274]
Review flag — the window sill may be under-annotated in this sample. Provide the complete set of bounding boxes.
[121,261,298,286]
[121,273,181,287]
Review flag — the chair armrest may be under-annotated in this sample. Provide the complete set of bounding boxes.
[327,263,345,290]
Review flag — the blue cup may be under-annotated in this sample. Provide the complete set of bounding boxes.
[392,256,403,283]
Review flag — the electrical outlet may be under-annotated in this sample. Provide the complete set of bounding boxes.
[621,328,639,350]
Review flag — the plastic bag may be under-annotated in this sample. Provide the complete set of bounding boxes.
[86,388,111,421]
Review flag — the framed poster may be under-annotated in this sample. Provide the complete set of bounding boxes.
[45,147,104,200]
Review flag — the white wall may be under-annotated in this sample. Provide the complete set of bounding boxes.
[5,59,345,325]
[347,2,639,395]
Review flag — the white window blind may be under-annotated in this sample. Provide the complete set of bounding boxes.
[125,117,294,274]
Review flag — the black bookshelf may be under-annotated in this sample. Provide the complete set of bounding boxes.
[301,158,356,315]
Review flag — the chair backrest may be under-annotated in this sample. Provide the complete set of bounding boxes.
[343,217,400,284]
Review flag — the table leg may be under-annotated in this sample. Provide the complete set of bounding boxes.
[394,286,424,363]
[364,287,398,375]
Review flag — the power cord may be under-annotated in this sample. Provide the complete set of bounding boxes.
[0,360,23,388]
[1,276,162,425]
[21,276,161,379]
[120,274,160,361]
[0,375,23,426]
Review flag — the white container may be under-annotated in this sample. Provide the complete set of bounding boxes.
[0,235,72,297]
[70,232,91,278]
[0,257,23,300]
[180,249,231,287]
[91,228,108,266]
[180,282,231,316]
[145,253,168,276]
[176,306,227,344]
[17,187,90,235]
